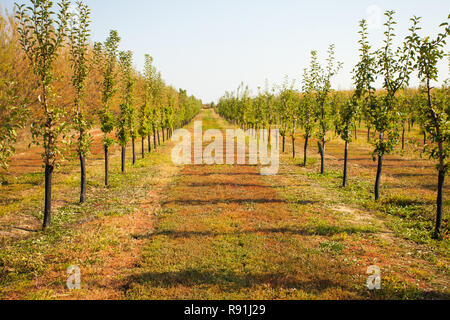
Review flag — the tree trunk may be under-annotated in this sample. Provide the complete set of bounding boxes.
[132,137,136,164]
[153,126,157,149]
[402,126,405,150]
[375,153,383,201]
[343,141,348,187]
[435,167,445,238]
[142,137,145,159]
[282,136,285,153]
[104,145,109,186]
[157,129,161,146]
[42,164,54,229]
[423,132,427,153]
[303,134,309,167]
[292,136,295,159]
[162,127,165,142]
[121,146,126,173]
[354,125,357,140]
[319,139,325,174]
[79,154,86,204]
[148,134,151,153]
[367,127,371,142]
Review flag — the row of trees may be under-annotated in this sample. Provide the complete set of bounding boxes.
[216,11,449,238]
[0,0,202,229]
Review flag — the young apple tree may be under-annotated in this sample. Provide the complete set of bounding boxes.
[15,0,71,229]
[98,30,120,185]
[68,1,91,203]
[369,11,417,200]
[311,46,343,174]
[117,50,135,172]
[408,14,449,237]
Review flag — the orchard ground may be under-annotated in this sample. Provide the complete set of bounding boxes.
[0,109,448,299]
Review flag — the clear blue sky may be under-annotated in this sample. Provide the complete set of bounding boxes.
[2,0,449,102]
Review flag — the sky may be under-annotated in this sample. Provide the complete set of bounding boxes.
[2,0,449,103]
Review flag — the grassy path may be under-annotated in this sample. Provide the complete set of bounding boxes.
[121,110,449,300]
[0,109,448,299]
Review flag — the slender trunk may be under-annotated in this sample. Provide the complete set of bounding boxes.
[79,154,86,204]
[282,135,285,153]
[268,127,271,144]
[343,141,348,187]
[319,139,325,174]
[292,136,295,159]
[42,164,54,229]
[142,137,145,159]
[423,132,427,153]
[121,146,126,173]
[354,124,357,140]
[367,127,371,142]
[153,126,157,149]
[132,137,136,164]
[435,163,445,237]
[375,153,383,201]
[104,145,109,186]
[157,129,161,145]
[148,134,151,152]
[162,127,165,142]
[303,134,309,167]
[402,126,405,150]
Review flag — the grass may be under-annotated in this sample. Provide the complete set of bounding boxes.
[0,109,448,300]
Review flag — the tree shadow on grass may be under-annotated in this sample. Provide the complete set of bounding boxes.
[132,225,375,240]
[123,269,349,294]
[161,198,318,206]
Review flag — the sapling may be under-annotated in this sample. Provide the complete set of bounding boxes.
[117,50,135,171]
[15,0,71,229]
[98,30,120,185]
[369,11,417,200]
[68,1,91,203]
[408,14,449,237]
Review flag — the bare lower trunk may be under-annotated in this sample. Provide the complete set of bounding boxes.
[132,137,136,164]
[435,168,445,235]
[142,137,145,159]
[319,139,325,174]
[375,154,383,201]
[303,134,309,167]
[435,165,445,238]
[121,146,126,173]
[79,154,86,204]
[162,128,165,142]
[153,127,157,149]
[282,136,285,153]
[423,132,427,153]
[157,129,160,146]
[148,134,151,153]
[343,141,348,187]
[292,136,295,159]
[43,164,54,229]
[104,145,109,186]
[402,126,405,150]
[367,127,371,142]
